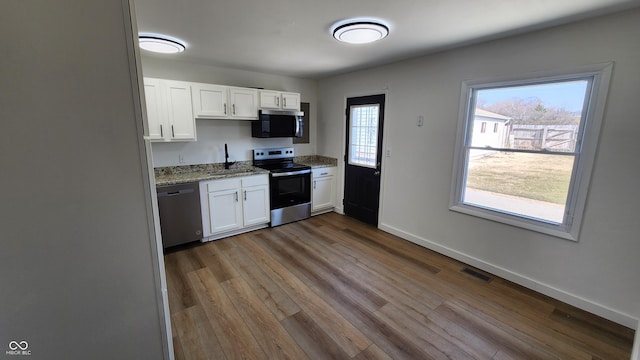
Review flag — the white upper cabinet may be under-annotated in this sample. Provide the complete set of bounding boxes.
[229,87,259,119]
[143,78,164,140]
[146,78,300,125]
[281,92,300,110]
[191,83,228,118]
[165,81,196,140]
[259,90,280,109]
[192,83,258,120]
[143,78,196,142]
[259,90,300,110]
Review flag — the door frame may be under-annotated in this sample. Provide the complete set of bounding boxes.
[339,90,389,227]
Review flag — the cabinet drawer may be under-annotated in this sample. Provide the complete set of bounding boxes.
[241,174,269,188]
[204,178,240,193]
[312,167,336,178]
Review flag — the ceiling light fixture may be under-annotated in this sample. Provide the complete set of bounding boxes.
[138,33,186,54]
[332,20,389,44]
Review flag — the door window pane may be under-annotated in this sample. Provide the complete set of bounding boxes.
[348,105,379,168]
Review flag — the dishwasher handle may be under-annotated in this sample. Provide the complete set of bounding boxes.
[157,188,195,197]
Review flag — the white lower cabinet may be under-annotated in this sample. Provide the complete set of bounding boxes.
[206,183,243,234]
[242,180,270,226]
[200,174,270,240]
[311,167,336,214]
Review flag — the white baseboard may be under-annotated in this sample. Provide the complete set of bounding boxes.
[202,223,268,242]
[379,222,638,329]
[312,207,335,216]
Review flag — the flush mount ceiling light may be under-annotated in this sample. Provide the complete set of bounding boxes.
[332,20,389,44]
[138,33,186,54]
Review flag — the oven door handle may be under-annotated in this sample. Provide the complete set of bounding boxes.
[271,169,311,177]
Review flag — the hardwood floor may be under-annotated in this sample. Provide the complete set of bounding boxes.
[164,212,634,359]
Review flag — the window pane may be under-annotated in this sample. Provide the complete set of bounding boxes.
[349,104,379,168]
[451,64,612,240]
[463,150,575,223]
[471,80,589,152]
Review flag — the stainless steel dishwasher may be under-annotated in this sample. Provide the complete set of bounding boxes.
[156,182,203,249]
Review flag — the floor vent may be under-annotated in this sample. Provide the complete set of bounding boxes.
[461,267,492,282]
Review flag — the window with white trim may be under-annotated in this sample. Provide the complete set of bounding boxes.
[450,64,612,240]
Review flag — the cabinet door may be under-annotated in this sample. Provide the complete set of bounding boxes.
[242,184,270,226]
[281,92,300,110]
[312,175,335,211]
[229,87,258,119]
[192,83,229,118]
[208,188,243,234]
[164,80,196,140]
[143,78,166,141]
[258,90,281,109]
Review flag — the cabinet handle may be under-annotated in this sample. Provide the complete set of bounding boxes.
[244,190,247,201]
[283,98,286,107]
[171,125,175,138]
[235,191,238,202]
[233,104,236,115]
[224,103,227,115]
[160,124,163,137]
[313,180,316,189]
[276,96,279,107]
[321,172,328,176]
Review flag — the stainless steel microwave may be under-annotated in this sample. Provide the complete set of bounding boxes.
[251,110,304,138]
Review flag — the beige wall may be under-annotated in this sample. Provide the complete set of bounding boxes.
[318,9,640,327]
[0,1,167,358]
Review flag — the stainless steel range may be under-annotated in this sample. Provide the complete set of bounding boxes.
[253,147,311,226]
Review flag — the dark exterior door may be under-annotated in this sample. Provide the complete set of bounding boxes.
[344,94,385,226]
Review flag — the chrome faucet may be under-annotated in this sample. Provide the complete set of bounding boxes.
[224,143,235,169]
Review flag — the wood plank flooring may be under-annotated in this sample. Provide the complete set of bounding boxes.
[164,212,635,359]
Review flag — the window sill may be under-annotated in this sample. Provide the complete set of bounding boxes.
[449,203,578,241]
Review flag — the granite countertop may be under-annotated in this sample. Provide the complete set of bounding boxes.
[294,155,338,168]
[155,156,338,186]
[155,161,268,186]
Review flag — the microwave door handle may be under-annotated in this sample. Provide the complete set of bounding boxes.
[295,118,301,137]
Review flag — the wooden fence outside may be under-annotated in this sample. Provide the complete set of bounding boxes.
[506,124,579,152]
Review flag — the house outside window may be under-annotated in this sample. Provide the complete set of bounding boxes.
[450,63,613,240]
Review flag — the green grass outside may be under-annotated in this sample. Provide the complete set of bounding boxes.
[465,152,574,204]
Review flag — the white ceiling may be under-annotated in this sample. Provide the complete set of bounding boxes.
[133,0,640,79]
